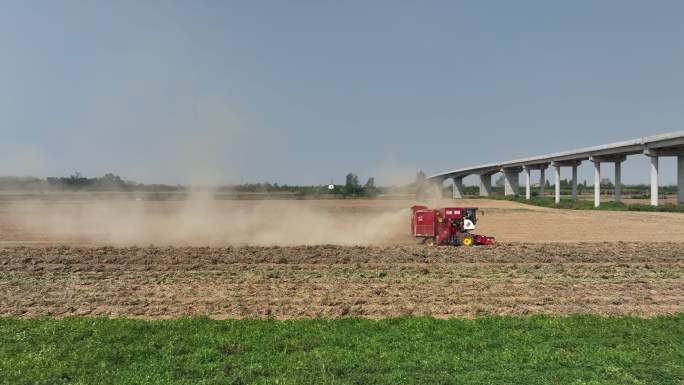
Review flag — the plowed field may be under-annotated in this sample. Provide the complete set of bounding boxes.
[2,242,682,319]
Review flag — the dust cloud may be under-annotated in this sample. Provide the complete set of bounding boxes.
[4,197,412,246]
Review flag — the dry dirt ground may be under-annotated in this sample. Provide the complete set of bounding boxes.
[0,198,683,319]
[2,198,684,245]
[1,243,682,319]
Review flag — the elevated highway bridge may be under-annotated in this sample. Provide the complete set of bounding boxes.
[428,131,684,206]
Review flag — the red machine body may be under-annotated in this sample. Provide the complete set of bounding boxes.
[411,205,495,246]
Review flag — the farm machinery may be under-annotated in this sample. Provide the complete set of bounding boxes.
[411,205,495,246]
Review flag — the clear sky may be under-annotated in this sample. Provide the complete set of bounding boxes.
[1,1,683,185]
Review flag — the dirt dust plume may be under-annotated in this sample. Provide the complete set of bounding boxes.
[3,198,411,246]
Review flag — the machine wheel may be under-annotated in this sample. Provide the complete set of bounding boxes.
[461,234,474,247]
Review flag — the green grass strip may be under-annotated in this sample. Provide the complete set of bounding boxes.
[1,315,683,384]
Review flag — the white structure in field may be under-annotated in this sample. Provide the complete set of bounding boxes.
[428,131,684,207]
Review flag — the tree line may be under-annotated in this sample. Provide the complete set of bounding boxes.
[1,171,677,199]
[0,172,394,197]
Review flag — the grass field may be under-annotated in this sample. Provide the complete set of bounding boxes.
[1,315,683,385]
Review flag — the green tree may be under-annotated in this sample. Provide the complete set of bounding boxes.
[345,173,361,196]
[364,177,377,197]
[601,178,614,189]
[98,173,127,190]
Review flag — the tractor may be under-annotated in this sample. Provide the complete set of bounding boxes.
[411,205,495,246]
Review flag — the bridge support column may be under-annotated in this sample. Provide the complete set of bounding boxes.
[502,167,522,196]
[524,166,531,200]
[650,155,659,206]
[644,148,684,205]
[479,174,492,197]
[679,156,684,204]
[614,161,622,203]
[523,164,550,200]
[554,164,561,204]
[593,160,601,208]
[571,163,578,201]
[452,177,465,199]
[590,156,624,207]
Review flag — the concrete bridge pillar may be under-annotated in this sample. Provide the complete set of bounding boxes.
[593,160,601,208]
[522,164,549,200]
[452,177,465,199]
[589,156,625,207]
[650,155,659,206]
[554,164,561,204]
[502,167,522,196]
[571,163,578,201]
[551,161,579,204]
[479,174,492,197]
[524,166,531,200]
[679,156,684,204]
[614,161,622,203]
[644,148,684,206]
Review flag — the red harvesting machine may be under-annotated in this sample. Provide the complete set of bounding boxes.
[411,205,495,246]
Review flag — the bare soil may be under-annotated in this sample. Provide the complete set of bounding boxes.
[1,243,682,319]
[2,198,684,245]
[1,197,683,319]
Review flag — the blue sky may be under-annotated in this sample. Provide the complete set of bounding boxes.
[1,1,683,185]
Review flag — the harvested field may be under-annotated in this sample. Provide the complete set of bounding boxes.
[2,242,682,319]
[2,197,683,319]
